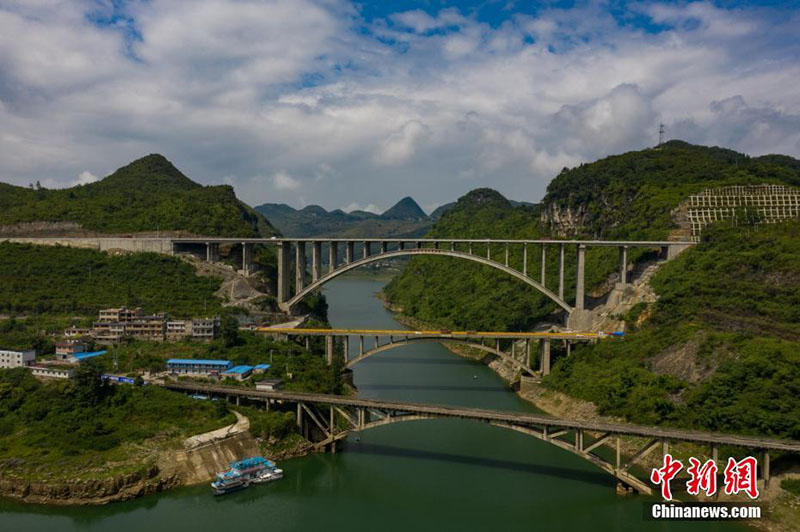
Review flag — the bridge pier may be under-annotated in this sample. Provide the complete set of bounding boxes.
[541,244,546,286]
[558,243,565,300]
[362,241,369,259]
[346,241,354,263]
[325,335,334,365]
[329,242,338,273]
[241,242,253,276]
[343,336,350,362]
[312,241,322,281]
[278,241,291,305]
[523,243,528,276]
[540,339,551,376]
[295,242,306,291]
[619,245,628,288]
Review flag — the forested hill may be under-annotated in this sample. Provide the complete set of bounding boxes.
[541,140,800,239]
[384,141,800,438]
[384,142,800,330]
[0,154,276,237]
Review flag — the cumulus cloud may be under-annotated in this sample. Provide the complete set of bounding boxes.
[272,171,300,190]
[0,0,798,208]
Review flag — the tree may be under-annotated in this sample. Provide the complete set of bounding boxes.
[221,315,240,348]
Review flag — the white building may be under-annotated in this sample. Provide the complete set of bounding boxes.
[30,366,74,379]
[0,348,36,369]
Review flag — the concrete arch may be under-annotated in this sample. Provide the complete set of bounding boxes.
[346,337,537,377]
[283,248,572,312]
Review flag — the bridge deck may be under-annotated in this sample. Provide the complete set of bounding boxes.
[256,327,602,340]
[165,383,800,453]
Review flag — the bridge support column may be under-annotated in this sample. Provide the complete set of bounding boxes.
[242,243,252,276]
[575,244,586,310]
[362,241,370,259]
[359,336,364,356]
[381,241,387,253]
[540,339,551,376]
[558,243,565,300]
[312,241,322,281]
[526,339,532,369]
[504,244,509,266]
[343,336,349,362]
[346,241,354,263]
[764,451,770,488]
[523,243,528,276]
[304,337,310,351]
[278,241,291,304]
[398,241,405,250]
[468,242,473,255]
[295,242,306,292]
[329,242,338,273]
[619,245,628,287]
[325,335,334,365]
[541,245,546,286]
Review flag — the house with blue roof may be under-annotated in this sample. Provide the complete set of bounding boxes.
[253,363,271,374]
[68,350,108,364]
[167,358,233,376]
[221,365,254,381]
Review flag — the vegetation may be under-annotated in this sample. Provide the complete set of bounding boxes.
[0,242,223,316]
[0,154,276,237]
[547,221,800,438]
[385,141,800,440]
[543,140,800,239]
[0,362,234,479]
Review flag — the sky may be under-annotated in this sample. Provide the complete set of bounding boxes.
[0,1,798,214]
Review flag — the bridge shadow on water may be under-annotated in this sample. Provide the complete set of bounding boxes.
[347,442,611,488]
[355,356,473,366]
[356,384,509,393]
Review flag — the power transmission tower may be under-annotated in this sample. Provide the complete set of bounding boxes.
[658,123,665,146]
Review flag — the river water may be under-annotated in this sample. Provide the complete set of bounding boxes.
[1,277,743,531]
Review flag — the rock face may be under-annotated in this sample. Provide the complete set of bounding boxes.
[539,202,590,237]
[0,467,182,505]
[159,431,261,485]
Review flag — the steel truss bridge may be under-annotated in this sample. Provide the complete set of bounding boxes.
[166,383,800,496]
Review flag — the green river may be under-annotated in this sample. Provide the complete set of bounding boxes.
[0,277,744,531]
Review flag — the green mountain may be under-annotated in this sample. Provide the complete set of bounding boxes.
[0,154,277,237]
[384,141,800,437]
[254,196,432,238]
[380,196,427,220]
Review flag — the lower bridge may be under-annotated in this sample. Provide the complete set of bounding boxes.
[164,382,800,496]
[257,327,608,377]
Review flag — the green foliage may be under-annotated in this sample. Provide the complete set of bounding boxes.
[781,478,800,495]
[246,409,296,441]
[0,366,234,468]
[544,140,800,239]
[0,154,276,237]
[548,221,800,438]
[0,242,223,316]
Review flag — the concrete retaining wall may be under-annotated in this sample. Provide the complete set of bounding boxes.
[0,237,174,254]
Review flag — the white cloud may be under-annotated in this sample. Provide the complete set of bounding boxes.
[344,202,381,214]
[0,0,798,211]
[272,170,300,190]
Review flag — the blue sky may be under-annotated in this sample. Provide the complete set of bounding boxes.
[0,0,798,213]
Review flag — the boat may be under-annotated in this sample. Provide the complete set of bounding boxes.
[252,467,283,484]
[211,456,282,495]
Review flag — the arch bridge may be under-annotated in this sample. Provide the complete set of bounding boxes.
[166,383,798,496]
[172,237,692,329]
[258,327,607,377]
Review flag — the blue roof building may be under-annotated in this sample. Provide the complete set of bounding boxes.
[221,365,254,381]
[253,363,271,373]
[70,350,108,363]
[166,358,233,375]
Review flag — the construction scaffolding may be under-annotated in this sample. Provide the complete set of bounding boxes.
[687,184,800,241]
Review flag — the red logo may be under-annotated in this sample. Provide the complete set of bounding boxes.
[723,456,759,499]
[650,454,760,500]
[650,454,684,501]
